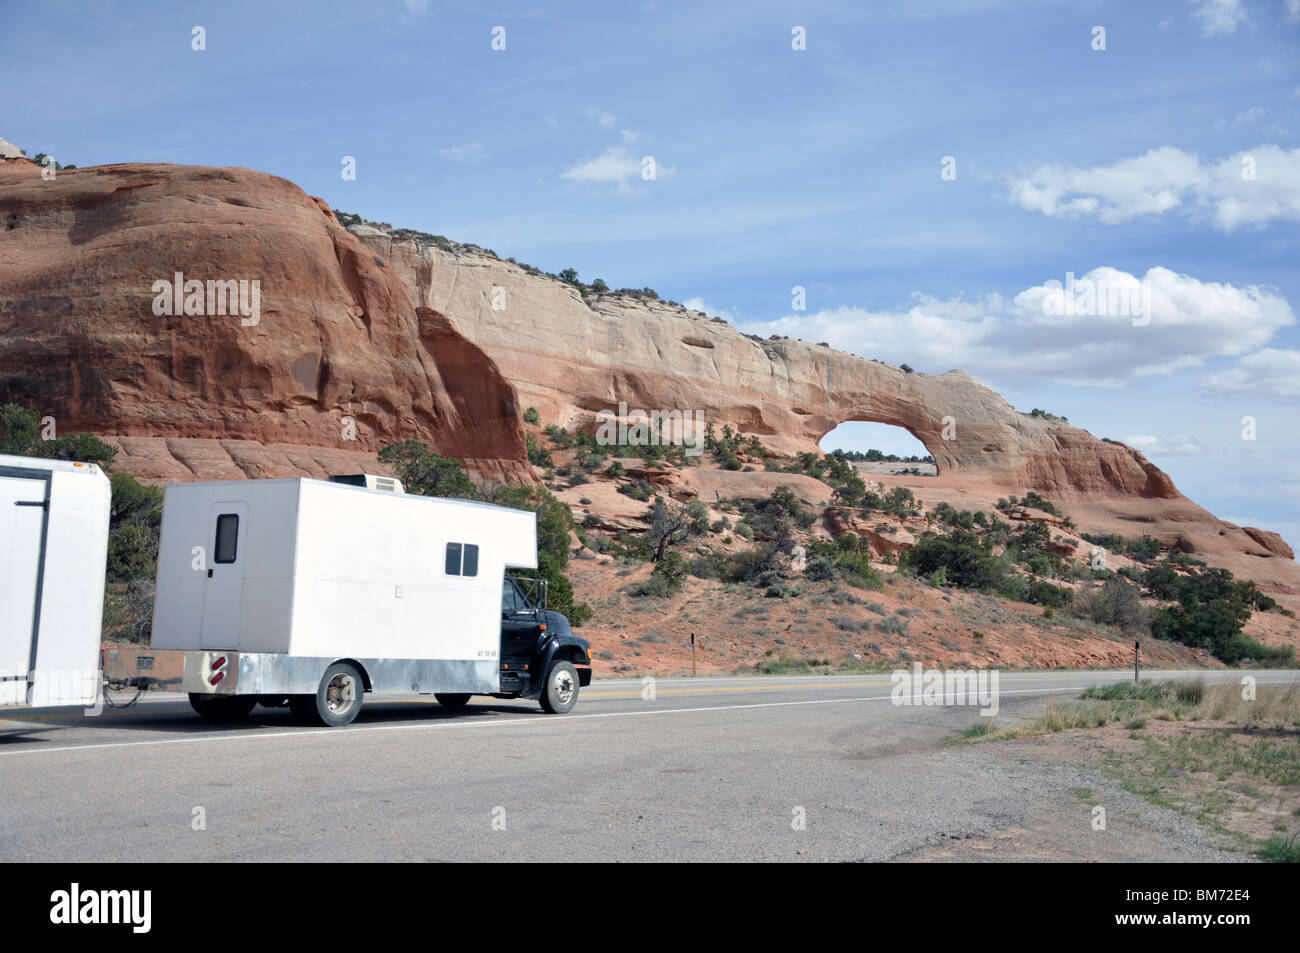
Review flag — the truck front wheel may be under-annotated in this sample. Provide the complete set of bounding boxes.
[539,660,579,714]
[291,662,364,727]
[189,694,257,721]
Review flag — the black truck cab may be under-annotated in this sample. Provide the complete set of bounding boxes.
[495,575,592,713]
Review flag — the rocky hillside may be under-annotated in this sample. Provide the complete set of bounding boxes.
[346,221,1299,599]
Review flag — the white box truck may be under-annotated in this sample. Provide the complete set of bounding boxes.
[152,476,592,726]
[0,453,110,709]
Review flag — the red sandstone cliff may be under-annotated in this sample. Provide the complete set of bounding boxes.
[0,159,530,484]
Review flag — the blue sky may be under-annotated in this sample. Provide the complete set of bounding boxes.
[3,0,1299,547]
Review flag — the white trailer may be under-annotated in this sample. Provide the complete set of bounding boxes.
[152,477,590,726]
[0,453,110,709]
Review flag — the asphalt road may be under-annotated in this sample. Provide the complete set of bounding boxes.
[1,669,1294,862]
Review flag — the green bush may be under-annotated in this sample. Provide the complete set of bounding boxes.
[0,403,117,467]
[1026,554,1053,576]
[723,544,781,584]
[378,440,480,499]
[1024,579,1071,608]
[836,551,883,589]
[805,556,836,581]
[617,479,654,502]
[903,529,1003,591]
[106,476,163,582]
[525,435,554,468]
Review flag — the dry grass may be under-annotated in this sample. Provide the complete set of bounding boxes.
[958,678,1300,861]
[960,679,1300,743]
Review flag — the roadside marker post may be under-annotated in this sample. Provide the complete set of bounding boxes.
[691,633,696,676]
[1134,639,1140,685]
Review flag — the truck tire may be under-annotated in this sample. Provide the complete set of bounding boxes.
[291,662,364,727]
[189,693,257,720]
[435,693,471,711]
[539,660,579,714]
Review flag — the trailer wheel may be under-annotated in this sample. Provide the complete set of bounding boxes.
[291,662,364,727]
[539,660,579,714]
[435,693,471,711]
[189,694,257,720]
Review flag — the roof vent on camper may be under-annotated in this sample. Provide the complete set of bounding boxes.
[328,473,405,494]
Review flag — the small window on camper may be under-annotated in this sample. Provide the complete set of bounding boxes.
[444,542,480,577]
[214,514,239,564]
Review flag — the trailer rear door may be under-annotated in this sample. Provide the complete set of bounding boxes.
[0,473,49,698]
[201,501,248,649]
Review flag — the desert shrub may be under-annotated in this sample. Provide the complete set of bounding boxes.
[1024,579,1071,608]
[106,476,163,582]
[617,479,654,502]
[644,497,705,561]
[1020,491,1063,517]
[836,551,883,589]
[1072,577,1147,632]
[902,529,1003,591]
[765,580,799,598]
[805,556,836,581]
[523,407,541,426]
[689,553,725,579]
[1025,554,1053,577]
[723,543,782,584]
[379,440,479,499]
[628,573,677,598]
[0,403,118,468]
[1125,535,1161,562]
[525,435,554,468]
[877,615,908,635]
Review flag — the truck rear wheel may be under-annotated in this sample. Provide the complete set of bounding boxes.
[291,662,364,727]
[435,693,471,711]
[189,694,257,721]
[539,660,579,714]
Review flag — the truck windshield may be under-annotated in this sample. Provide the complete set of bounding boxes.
[502,578,533,613]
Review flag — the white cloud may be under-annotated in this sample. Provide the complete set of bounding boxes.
[404,0,430,13]
[1187,0,1247,35]
[683,297,737,322]
[559,146,671,195]
[438,142,488,164]
[737,267,1294,388]
[1125,433,1207,456]
[1008,145,1300,230]
[1287,0,1300,25]
[1204,348,1300,398]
